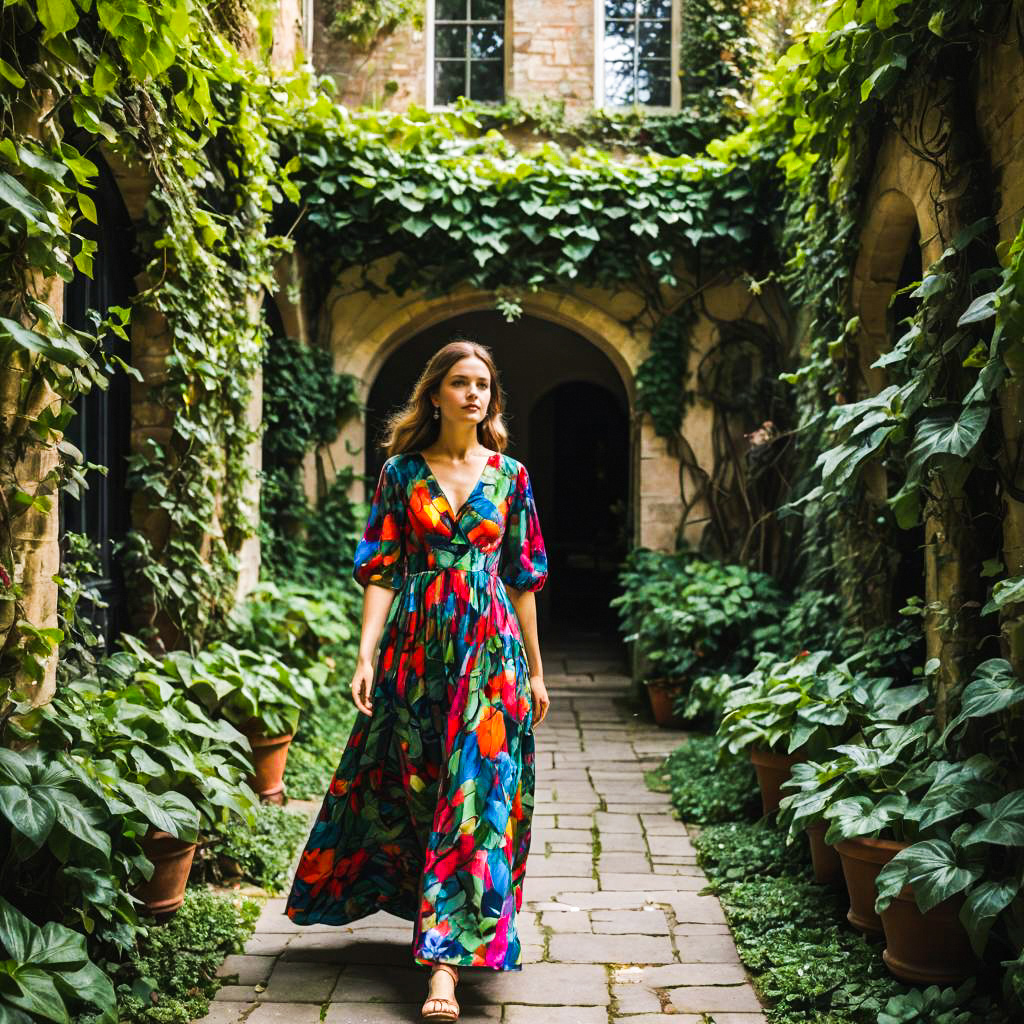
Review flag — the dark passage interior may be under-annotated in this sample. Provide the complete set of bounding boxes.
[364,311,631,639]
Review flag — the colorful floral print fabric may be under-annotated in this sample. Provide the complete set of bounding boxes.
[285,450,548,971]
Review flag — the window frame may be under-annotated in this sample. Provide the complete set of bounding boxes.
[593,0,681,112]
[426,0,509,110]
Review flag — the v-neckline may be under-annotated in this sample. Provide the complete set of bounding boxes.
[417,450,495,521]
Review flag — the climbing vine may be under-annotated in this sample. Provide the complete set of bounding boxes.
[0,0,302,676]
[322,0,423,49]
[259,333,362,586]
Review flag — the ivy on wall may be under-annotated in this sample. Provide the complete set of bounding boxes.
[323,0,424,50]
[259,333,363,586]
[0,0,303,679]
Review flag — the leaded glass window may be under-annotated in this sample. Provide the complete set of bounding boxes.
[603,0,672,107]
[433,0,505,105]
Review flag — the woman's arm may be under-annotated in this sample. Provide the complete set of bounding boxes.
[350,582,398,715]
[508,587,550,725]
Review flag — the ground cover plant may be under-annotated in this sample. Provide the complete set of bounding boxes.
[80,887,262,1024]
[202,803,311,894]
[646,734,761,824]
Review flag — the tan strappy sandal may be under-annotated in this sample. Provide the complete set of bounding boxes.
[421,962,460,1022]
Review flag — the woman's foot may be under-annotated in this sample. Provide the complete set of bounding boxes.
[421,963,460,1021]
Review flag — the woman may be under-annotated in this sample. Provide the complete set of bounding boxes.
[285,338,550,1022]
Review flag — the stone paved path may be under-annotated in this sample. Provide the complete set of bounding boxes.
[199,639,765,1024]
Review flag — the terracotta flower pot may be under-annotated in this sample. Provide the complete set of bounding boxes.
[646,680,686,728]
[245,728,294,804]
[136,830,197,919]
[748,747,802,816]
[880,886,974,985]
[806,821,842,886]
[835,836,907,935]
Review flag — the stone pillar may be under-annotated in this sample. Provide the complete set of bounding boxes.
[2,98,64,704]
[1,346,62,704]
[271,0,303,67]
[637,418,682,551]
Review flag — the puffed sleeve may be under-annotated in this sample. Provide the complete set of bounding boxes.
[499,463,548,592]
[352,459,406,589]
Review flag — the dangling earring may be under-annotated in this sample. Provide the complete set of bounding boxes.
[433,406,440,420]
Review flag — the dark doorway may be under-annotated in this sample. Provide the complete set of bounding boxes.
[61,146,138,646]
[364,311,631,636]
[528,381,629,634]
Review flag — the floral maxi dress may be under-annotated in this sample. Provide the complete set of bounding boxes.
[285,450,548,971]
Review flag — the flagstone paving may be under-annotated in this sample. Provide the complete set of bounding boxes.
[198,640,766,1024]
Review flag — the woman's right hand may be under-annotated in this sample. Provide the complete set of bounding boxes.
[350,657,375,716]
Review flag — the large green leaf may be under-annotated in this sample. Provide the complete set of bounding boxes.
[0,318,90,367]
[824,794,908,843]
[962,790,1024,848]
[37,0,79,39]
[51,801,111,859]
[875,840,984,915]
[942,659,1024,738]
[907,403,990,472]
[0,787,57,850]
[4,966,68,1024]
[115,782,199,841]
[0,898,32,962]
[959,878,1019,956]
[910,758,1000,831]
[0,750,33,787]
[53,961,115,1024]
[982,574,1024,614]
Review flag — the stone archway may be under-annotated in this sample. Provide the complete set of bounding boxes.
[319,277,682,554]
[852,188,923,398]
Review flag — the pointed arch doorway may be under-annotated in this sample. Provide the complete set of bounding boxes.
[364,310,632,641]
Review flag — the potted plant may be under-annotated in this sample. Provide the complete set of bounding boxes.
[776,673,930,883]
[160,641,314,802]
[36,644,259,916]
[718,649,925,816]
[612,549,782,728]
[871,658,1024,985]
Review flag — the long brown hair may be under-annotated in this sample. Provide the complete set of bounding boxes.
[382,338,510,456]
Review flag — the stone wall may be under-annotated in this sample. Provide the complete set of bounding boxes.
[312,0,595,113]
[313,1,428,109]
[508,0,594,108]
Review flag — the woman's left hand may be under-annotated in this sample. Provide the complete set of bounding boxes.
[530,675,550,726]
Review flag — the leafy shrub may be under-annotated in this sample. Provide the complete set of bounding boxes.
[0,745,147,957]
[650,735,760,824]
[143,640,314,736]
[614,549,783,679]
[33,642,258,837]
[718,649,928,759]
[210,803,310,893]
[694,821,810,883]
[226,581,359,689]
[99,887,261,1024]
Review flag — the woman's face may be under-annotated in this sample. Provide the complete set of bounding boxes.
[433,356,491,427]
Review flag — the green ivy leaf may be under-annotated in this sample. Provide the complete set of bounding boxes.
[37,0,79,40]
[0,57,26,89]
